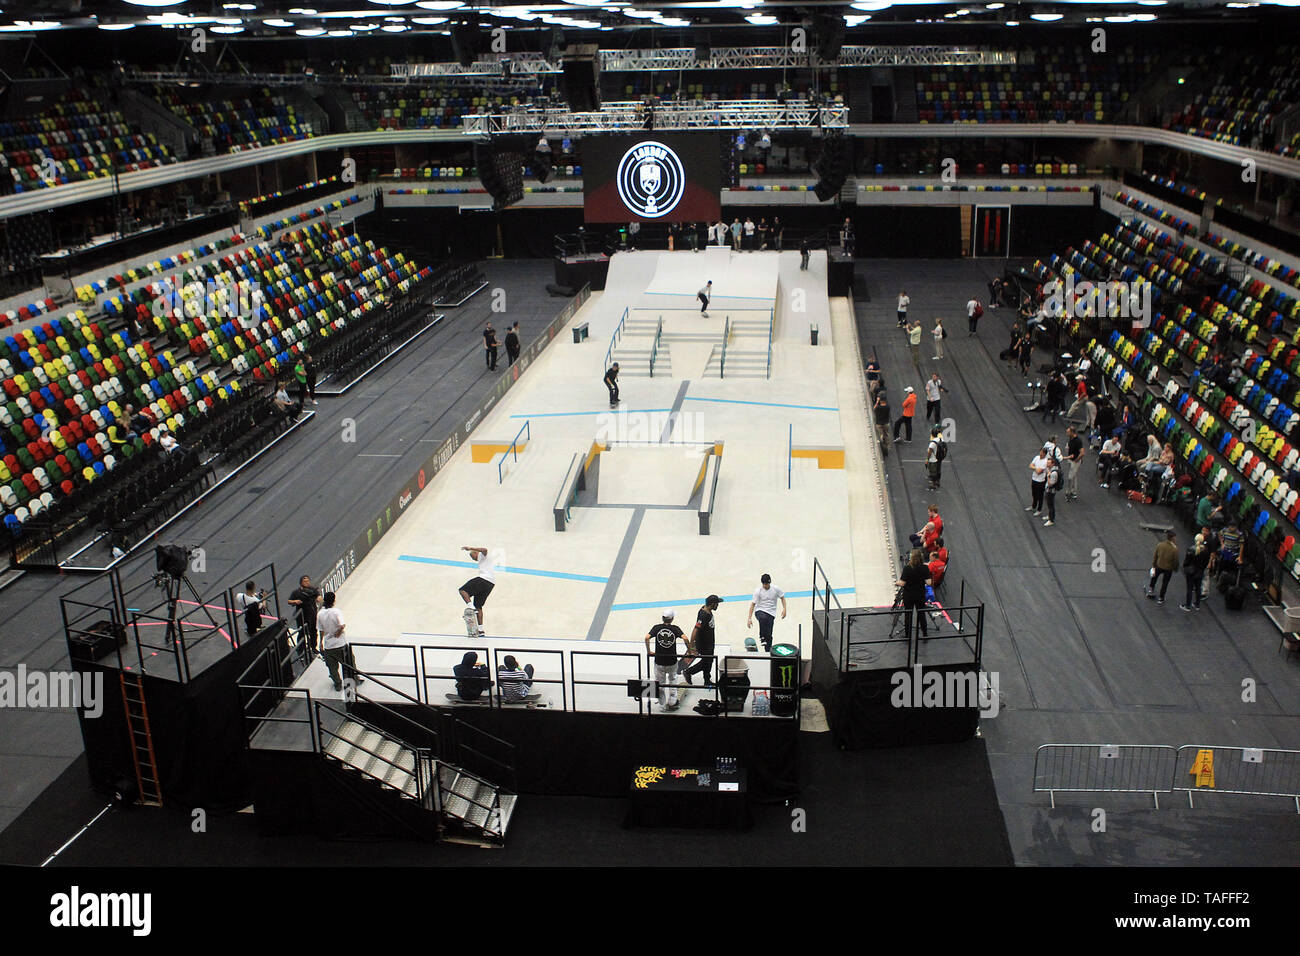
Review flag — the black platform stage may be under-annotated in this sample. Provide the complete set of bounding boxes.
[555,254,610,291]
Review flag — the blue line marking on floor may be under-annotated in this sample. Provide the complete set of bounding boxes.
[682,396,838,412]
[610,588,852,612]
[509,408,673,418]
[641,292,776,301]
[398,555,609,584]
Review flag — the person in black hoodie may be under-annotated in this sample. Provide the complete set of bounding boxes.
[452,651,491,701]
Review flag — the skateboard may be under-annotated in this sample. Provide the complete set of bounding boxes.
[463,603,479,639]
[498,693,543,704]
[445,693,488,705]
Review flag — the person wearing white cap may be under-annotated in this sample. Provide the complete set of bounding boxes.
[644,610,686,711]
[893,385,917,443]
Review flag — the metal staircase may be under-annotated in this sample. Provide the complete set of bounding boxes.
[438,763,518,842]
[316,702,519,844]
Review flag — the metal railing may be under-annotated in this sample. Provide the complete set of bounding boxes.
[766,307,775,379]
[1033,744,1178,809]
[605,306,627,372]
[649,317,664,378]
[720,315,731,378]
[498,419,530,484]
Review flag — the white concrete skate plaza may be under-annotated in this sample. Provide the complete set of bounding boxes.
[303,249,898,710]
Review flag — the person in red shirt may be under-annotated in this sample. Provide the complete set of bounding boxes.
[893,386,918,443]
[927,550,947,589]
[910,504,943,550]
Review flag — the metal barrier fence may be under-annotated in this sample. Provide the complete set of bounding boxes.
[1034,743,1300,812]
[1033,744,1178,808]
[1172,745,1300,812]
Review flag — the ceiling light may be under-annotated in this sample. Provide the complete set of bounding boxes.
[351,22,379,29]
[845,14,871,24]
[745,13,778,23]
[381,23,408,30]
[655,17,689,25]
[121,0,186,6]
[366,0,416,5]
[264,18,292,26]
[327,28,351,35]
[288,7,317,13]
[0,19,61,29]
[413,0,463,8]
[98,22,136,30]
[211,24,244,32]
[850,1,892,10]
[1030,12,1063,20]
[563,0,606,5]
[296,26,326,35]
[985,2,1005,8]
[1136,0,1165,4]
[215,17,242,24]
[624,8,660,16]
[411,15,447,23]
[1005,18,1019,25]
[384,15,404,20]
[1132,12,1156,19]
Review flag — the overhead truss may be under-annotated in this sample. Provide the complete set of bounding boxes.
[464,99,849,134]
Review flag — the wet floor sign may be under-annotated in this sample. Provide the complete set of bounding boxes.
[1190,749,1216,788]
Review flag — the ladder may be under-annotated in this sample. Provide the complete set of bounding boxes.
[119,673,162,806]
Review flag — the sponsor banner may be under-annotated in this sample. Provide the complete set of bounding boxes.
[321,284,592,592]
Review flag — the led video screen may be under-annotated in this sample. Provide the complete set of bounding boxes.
[582,133,722,224]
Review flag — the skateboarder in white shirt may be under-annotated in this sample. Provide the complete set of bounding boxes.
[458,546,496,638]
[698,281,712,317]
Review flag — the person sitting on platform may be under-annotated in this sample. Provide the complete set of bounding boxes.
[453,651,491,702]
[909,503,943,551]
[498,655,537,703]
[926,546,948,590]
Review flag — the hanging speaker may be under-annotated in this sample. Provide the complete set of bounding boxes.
[813,13,846,61]
[451,24,481,68]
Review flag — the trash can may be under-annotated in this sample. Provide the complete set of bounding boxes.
[720,658,750,713]
[810,324,819,346]
[769,643,799,717]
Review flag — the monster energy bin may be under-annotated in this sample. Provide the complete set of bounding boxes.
[770,644,799,717]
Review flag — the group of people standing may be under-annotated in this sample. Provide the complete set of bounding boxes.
[482,321,522,372]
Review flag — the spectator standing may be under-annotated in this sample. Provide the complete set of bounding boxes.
[747,574,787,652]
[287,574,322,659]
[1064,426,1085,501]
[1180,537,1210,611]
[1027,446,1051,516]
[505,323,521,366]
[932,318,946,360]
[1016,333,1033,376]
[865,354,881,386]
[293,355,309,405]
[1146,530,1179,606]
[1042,459,1061,526]
[731,218,743,251]
[897,289,910,329]
[894,386,917,443]
[873,386,892,450]
[966,296,983,335]
[924,372,948,424]
[318,591,362,693]
[645,610,685,709]
[604,362,620,407]
[236,581,265,638]
[799,237,810,270]
[758,217,769,250]
[628,220,640,249]
[773,216,783,250]
[483,322,499,372]
[925,426,946,491]
[302,352,318,404]
[907,319,923,367]
[743,216,756,250]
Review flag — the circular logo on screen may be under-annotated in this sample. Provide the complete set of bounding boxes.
[616,141,686,219]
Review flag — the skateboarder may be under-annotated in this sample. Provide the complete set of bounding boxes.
[604,362,620,407]
[698,280,712,317]
[458,546,496,638]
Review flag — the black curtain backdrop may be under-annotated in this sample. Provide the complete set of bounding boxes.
[1008,203,1108,258]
